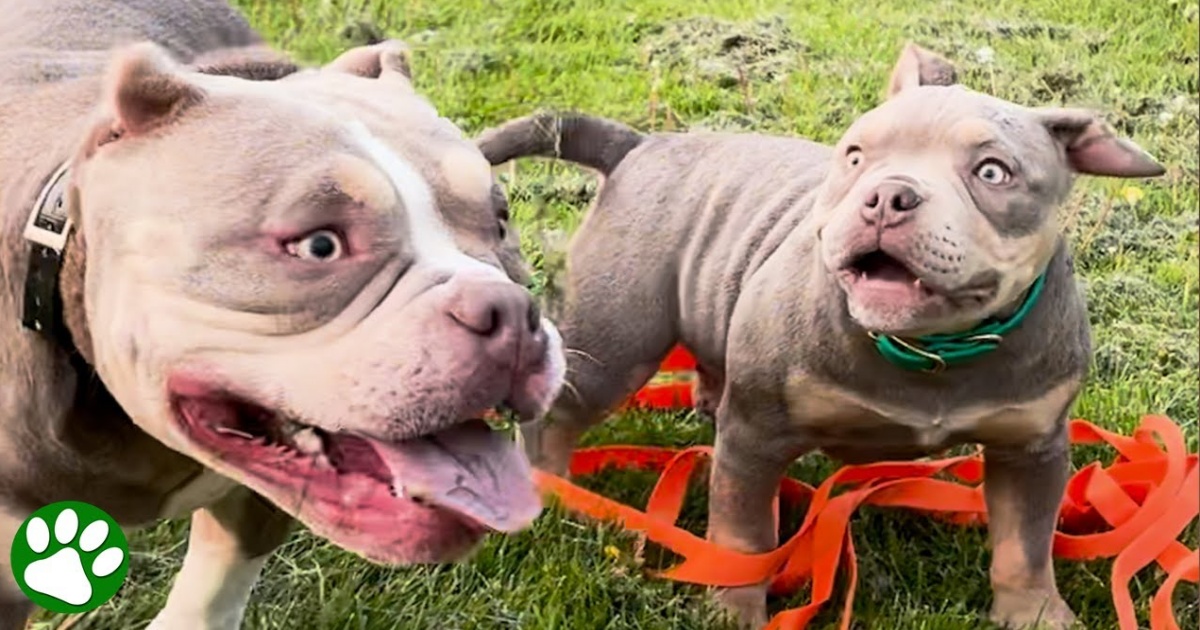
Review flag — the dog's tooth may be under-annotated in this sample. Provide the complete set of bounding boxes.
[913,278,922,288]
[213,426,255,440]
[392,484,407,499]
[292,428,322,453]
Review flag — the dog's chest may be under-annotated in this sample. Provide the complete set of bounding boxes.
[783,372,1076,454]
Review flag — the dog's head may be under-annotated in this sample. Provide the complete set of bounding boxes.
[815,43,1164,336]
[65,40,565,564]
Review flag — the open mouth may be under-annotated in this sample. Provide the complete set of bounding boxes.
[844,250,935,298]
[839,250,1002,312]
[169,385,541,562]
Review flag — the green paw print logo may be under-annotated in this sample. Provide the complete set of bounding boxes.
[9,501,129,613]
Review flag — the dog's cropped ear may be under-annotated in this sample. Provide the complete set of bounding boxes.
[324,39,413,83]
[1038,108,1166,178]
[886,42,958,99]
[93,42,204,148]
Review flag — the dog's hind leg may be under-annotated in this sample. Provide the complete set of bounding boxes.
[148,486,293,630]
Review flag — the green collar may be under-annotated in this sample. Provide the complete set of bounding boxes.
[869,272,1047,374]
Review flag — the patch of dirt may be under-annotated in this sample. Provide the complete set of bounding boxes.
[688,110,764,132]
[1109,93,1200,135]
[504,171,597,209]
[911,17,1108,67]
[644,15,809,89]
[977,19,1072,41]
[916,16,1105,46]
[339,20,387,47]
[1031,69,1085,103]
[441,47,507,74]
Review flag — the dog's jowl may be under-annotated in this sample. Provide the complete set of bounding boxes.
[478,43,1165,629]
[0,1,566,628]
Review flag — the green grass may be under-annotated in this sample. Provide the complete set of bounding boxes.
[33,0,1199,628]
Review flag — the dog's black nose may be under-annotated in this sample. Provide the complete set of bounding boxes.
[862,181,924,226]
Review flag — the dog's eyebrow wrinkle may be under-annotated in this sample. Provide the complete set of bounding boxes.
[971,139,1002,153]
[950,117,999,148]
[346,121,500,278]
[855,126,889,152]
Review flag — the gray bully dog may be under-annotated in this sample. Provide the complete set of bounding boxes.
[476,43,1165,629]
[1,1,565,628]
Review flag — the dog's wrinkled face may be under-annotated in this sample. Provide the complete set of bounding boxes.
[68,41,565,564]
[816,44,1164,336]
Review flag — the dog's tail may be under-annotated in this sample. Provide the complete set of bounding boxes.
[475,111,644,177]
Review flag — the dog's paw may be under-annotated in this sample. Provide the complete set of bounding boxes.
[990,590,1080,629]
[21,507,125,607]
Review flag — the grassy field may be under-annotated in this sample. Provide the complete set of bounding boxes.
[33,0,1198,628]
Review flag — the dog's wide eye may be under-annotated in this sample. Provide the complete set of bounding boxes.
[846,146,864,168]
[286,229,345,261]
[974,159,1012,185]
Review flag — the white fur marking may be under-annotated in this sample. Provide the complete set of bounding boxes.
[346,122,502,278]
[148,532,268,630]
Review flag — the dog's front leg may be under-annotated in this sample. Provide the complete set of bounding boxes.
[707,393,806,629]
[0,507,34,630]
[149,486,293,630]
[984,419,1077,629]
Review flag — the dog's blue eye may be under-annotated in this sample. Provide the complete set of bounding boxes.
[974,159,1011,185]
[286,229,345,261]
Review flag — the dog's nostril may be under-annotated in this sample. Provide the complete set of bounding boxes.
[890,188,921,211]
[446,282,539,341]
[865,192,881,208]
[448,302,503,337]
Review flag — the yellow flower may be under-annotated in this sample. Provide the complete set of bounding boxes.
[1120,186,1145,205]
[603,545,621,560]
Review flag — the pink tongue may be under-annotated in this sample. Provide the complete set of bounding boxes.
[369,422,542,532]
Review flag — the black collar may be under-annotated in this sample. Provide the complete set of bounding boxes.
[21,163,88,370]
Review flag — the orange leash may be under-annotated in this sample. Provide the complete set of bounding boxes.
[533,346,1199,630]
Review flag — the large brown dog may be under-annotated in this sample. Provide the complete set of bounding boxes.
[1,1,565,627]
[478,44,1165,628]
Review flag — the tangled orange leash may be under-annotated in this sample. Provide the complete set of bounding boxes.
[532,346,1199,629]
